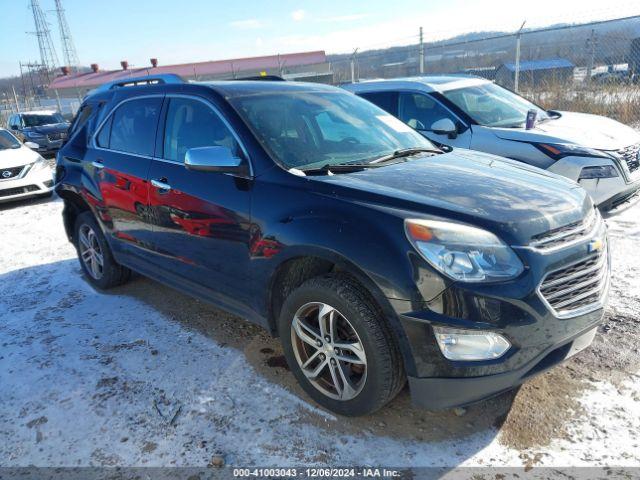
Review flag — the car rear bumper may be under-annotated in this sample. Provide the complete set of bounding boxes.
[407,324,599,409]
[0,167,54,203]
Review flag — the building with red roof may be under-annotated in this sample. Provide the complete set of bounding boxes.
[48,50,332,97]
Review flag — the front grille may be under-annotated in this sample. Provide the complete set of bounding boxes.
[0,165,25,180]
[617,142,640,179]
[0,185,40,198]
[46,132,66,142]
[529,209,599,251]
[539,238,609,318]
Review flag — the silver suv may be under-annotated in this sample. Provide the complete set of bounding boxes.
[344,76,640,216]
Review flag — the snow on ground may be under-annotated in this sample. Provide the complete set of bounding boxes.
[0,196,639,469]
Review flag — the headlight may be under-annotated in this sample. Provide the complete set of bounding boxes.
[578,165,619,179]
[433,326,511,361]
[405,219,524,283]
[30,157,49,172]
[532,142,609,160]
[25,131,46,139]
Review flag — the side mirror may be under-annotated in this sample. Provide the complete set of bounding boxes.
[24,141,39,150]
[10,125,18,131]
[430,118,458,139]
[185,146,250,177]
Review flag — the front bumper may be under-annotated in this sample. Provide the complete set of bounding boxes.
[0,166,55,203]
[24,137,65,155]
[547,155,640,215]
[407,324,599,409]
[393,212,608,410]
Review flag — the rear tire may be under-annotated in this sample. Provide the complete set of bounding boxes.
[74,211,131,289]
[278,274,405,416]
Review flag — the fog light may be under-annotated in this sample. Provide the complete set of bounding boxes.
[579,165,619,179]
[433,326,511,361]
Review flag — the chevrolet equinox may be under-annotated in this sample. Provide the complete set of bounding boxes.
[55,75,610,416]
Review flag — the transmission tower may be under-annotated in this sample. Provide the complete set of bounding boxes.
[54,0,80,69]
[29,0,60,72]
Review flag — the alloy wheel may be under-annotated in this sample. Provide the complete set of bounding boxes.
[290,302,367,401]
[78,224,104,280]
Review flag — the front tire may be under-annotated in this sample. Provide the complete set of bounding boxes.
[278,274,405,416]
[74,211,131,289]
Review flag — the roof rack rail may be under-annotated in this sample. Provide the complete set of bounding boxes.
[236,75,285,81]
[88,74,185,96]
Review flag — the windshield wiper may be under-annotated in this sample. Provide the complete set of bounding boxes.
[368,147,442,164]
[299,162,385,175]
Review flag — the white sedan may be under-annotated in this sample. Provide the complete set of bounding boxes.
[0,128,54,203]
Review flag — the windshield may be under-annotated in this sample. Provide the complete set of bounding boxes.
[442,83,549,128]
[22,113,66,128]
[230,90,435,170]
[0,130,21,150]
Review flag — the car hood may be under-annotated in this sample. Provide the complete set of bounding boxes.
[312,149,591,244]
[0,145,39,168]
[491,111,640,151]
[25,123,69,134]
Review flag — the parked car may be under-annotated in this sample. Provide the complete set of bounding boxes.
[56,75,609,416]
[0,128,54,203]
[343,76,640,215]
[6,110,70,156]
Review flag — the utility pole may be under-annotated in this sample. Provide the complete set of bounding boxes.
[54,0,80,70]
[11,86,20,112]
[586,29,597,83]
[350,48,359,83]
[419,27,425,74]
[514,20,526,93]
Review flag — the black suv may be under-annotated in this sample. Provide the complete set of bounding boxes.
[55,75,609,416]
[7,110,70,155]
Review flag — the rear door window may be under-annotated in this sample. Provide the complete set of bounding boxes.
[99,97,162,156]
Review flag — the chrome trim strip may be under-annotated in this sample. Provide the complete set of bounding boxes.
[516,209,602,254]
[553,280,606,310]
[537,236,610,319]
[542,262,608,301]
[540,252,608,289]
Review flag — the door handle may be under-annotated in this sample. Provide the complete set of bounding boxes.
[91,158,104,169]
[151,178,172,191]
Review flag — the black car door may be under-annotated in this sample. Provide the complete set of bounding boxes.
[147,95,253,312]
[87,95,163,257]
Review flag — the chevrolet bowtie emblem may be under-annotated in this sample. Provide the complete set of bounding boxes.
[588,238,604,253]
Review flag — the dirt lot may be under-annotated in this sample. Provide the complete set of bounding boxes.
[0,195,639,469]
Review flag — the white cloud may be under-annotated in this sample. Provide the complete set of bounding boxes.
[291,9,306,22]
[318,13,370,23]
[230,18,264,29]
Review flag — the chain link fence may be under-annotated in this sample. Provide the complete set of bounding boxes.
[330,15,640,127]
[1,14,640,128]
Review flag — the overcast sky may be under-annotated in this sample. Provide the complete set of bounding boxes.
[1,0,639,77]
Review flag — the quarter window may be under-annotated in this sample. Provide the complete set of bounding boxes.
[359,91,399,116]
[163,97,240,163]
[98,97,162,156]
[399,93,457,131]
[67,104,93,144]
[96,116,113,148]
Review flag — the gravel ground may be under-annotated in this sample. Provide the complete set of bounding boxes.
[0,194,638,469]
